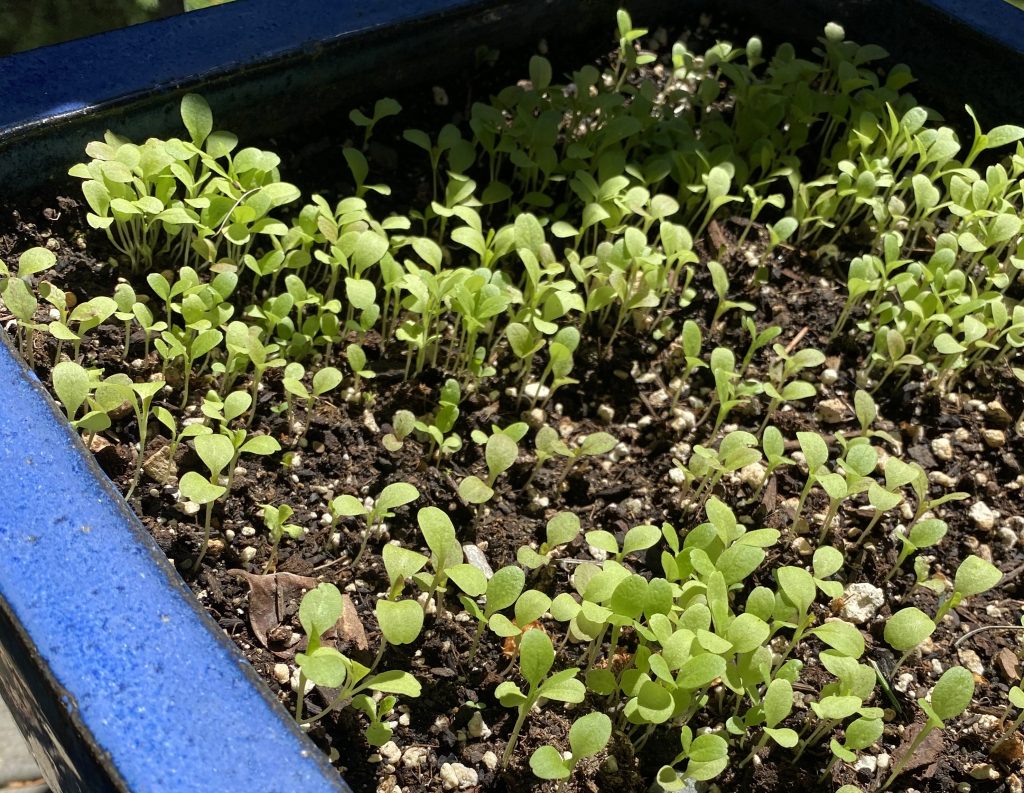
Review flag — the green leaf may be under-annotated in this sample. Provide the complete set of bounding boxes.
[194,432,234,478]
[586,530,620,555]
[375,599,424,645]
[813,546,844,579]
[3,278,37,321]
[299,582,343,639]
[447,564,487,597]
[763,678,793,728]
[332,494,368,517]
[529,745,569,780]
[240,435,281,455]
[812,620,865,658]
[622,524,660,556]
[296,646,347,687]
[678,653,726,689]
[884,606,935,651]
[812,695,862,720]
[312,366,343,396]
[487,566,526,613]
[516,589,552,626]
[798,431,829,472]
[546,511,580,547]
[519,627,554,687]
[376,482,419,511]
[18,247,57,278]
[485,433,518,481]
[180,94,213,146]
[568,712,611,759]
[987,124,1024,148]
[954,555,1002,597]
[458,476,494,504]
[777,566,816,614]
[725,612,769,654]
[930,666,975,721]
[579,432,617,456]
[366,669,421,697]
[635,679,675,723]
[178,471,226,504]
[52,361,91,418]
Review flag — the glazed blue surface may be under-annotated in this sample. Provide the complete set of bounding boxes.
[920,0,1024,52]
[0,331,350,792]
[0,0,481,136]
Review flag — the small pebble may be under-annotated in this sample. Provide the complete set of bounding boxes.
[931,437,954,462]
[468,711,492,739]
[819,368,839,386]
[401,746,429,769]
[380,741,401,765]
[983,429,1006,449]
[840,582,884,624]
[481,751,498,771]
[958,648,985,676]
[439,762,477,791]
[290,667,314,695]
[240,546,257,563]
[273,663,289,684]
[596,404,615,424]
[969,501,995,531]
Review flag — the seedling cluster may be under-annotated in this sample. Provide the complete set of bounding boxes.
[3,10,1022,791]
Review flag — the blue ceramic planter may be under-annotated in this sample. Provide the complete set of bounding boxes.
[0,0,1022,791]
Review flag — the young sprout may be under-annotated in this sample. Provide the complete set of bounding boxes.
[529,712,612,788]
[881,667,974,790]
[179,432,233,570]
[345,343,375,395]
[496,629,585,769]
[294,583,420,725]
[382,409,416,452]
[330,482,419,566]
[458,432,519,507]
[883,606,936,671]
[517,511,581,570]
[260,503,303,573]
[933,555,1002,622]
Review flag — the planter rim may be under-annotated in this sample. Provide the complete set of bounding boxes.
[0,0,487,142]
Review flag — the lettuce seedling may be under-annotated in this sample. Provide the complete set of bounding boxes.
[351,693,399,747]
[295,583,420,725]
[412,506,463,614]
[496,629,585,768]
[458,432,519,505]
[449,564,525,661]
[657,728,730,788]
[282,363,343,440]
[881,666,974,789]
[2,248,57,362]
[179,432,233,569]
[414,378,463,461]
[517,511,581,570]
[382,409,415,452]
[883,606,935,671]
[345,343,375,394]
[529,711,611,787]
[887,519,947,581]
[934,554,1002,622]
[260,503,303,573]
[330,482,419,565]
[552,431,618,487]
